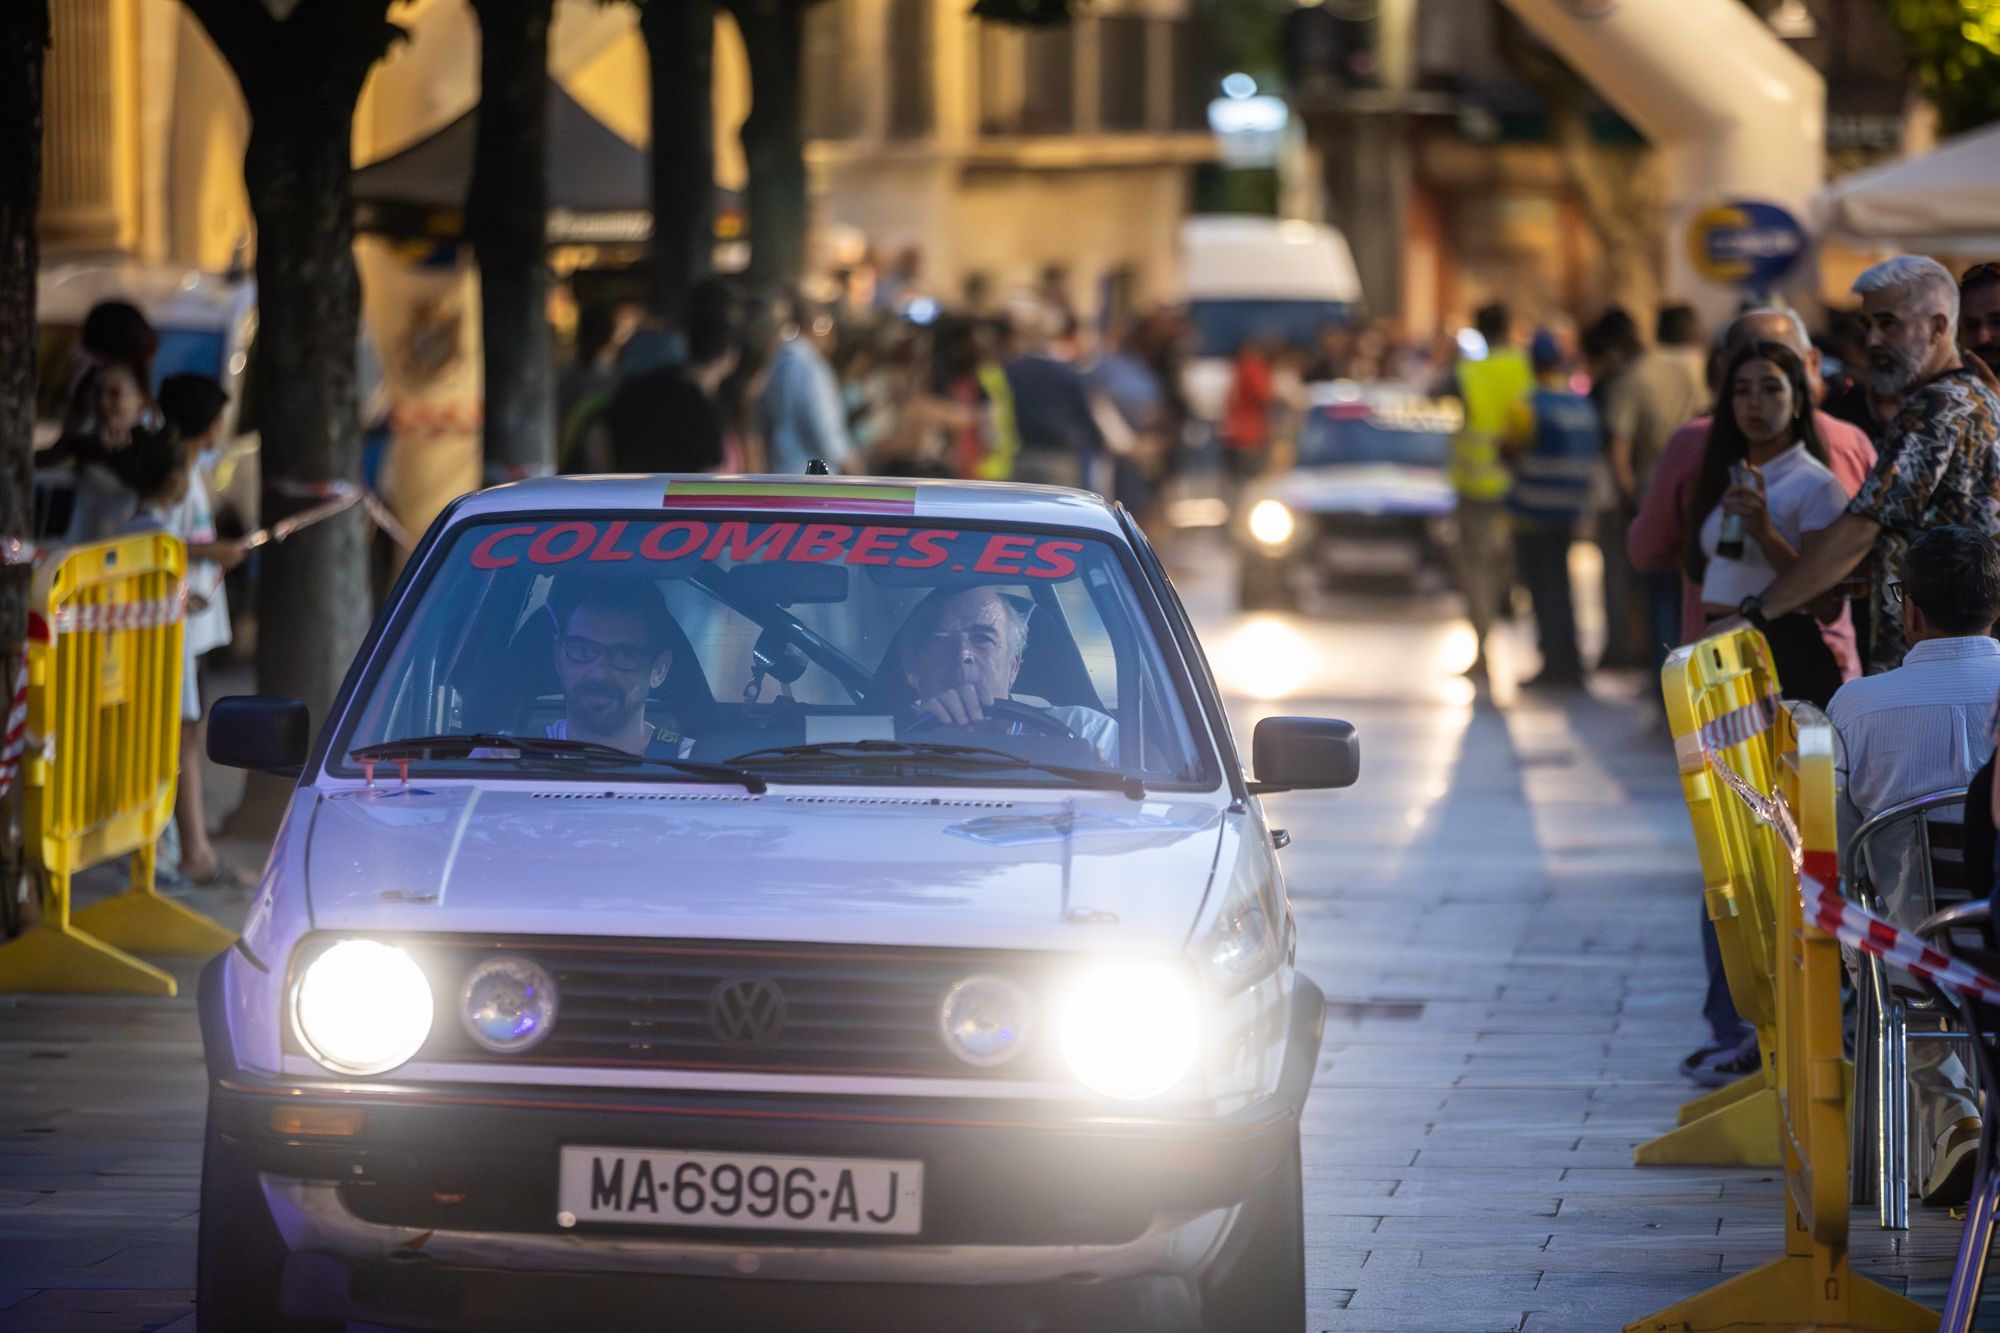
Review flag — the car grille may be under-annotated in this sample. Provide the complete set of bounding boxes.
[404,937,1069,1080]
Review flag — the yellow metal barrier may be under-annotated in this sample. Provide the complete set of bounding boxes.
[0,535,235,997]
[1638,631,1787,1168]
[1630,694,1934,1331]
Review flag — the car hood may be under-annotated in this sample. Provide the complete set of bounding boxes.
[1273,464,1453,517]
[301,784,1227,954]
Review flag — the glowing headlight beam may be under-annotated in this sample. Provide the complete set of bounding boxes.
[1059,960,1200,1100]
[1247,499,1295,547]
[293,939,435,1076]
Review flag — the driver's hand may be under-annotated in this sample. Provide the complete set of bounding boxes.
[917,682,995,727]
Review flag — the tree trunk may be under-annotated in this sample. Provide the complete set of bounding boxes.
[469,0,556,484]
[0,2,48,927]
[241,103,373,732]
[182,0,397,828]
[641,0,716,328]
[735,0,810,292]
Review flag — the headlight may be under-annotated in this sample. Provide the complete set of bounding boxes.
[1247,499,1295,547]
[1199,862,1285,993]
[1059,960,1199,1099]
[292,939,434,1076]
[461,955,560,1054]
[938,974,1033,1068]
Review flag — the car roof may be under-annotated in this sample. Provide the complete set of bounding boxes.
[451,474,1133,536]
[38,259,253,330]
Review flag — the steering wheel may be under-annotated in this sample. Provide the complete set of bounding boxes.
[906,698,1078,740]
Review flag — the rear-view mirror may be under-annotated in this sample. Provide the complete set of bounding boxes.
[208,696,311,777]
[1249,717,1359,794]
[726,562,847,605]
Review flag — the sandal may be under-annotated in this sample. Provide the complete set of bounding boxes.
[186,857,252,890]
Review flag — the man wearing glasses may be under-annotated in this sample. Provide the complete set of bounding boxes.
[547,580,695,758]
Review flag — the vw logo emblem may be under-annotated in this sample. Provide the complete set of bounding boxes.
[707,978,787,1045]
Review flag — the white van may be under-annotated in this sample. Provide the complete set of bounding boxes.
[1178,216,1364,423]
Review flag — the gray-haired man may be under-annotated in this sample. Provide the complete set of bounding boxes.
[1726,256,2000,673]
[901,586,1118,763]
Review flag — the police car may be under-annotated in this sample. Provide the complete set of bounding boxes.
[197,476,1355,1332]
[1235,384,1461,609]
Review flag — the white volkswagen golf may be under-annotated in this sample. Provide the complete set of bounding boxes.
[197,476,1356,1332]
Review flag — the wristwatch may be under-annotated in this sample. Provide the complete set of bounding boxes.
[1737,594,1770,631]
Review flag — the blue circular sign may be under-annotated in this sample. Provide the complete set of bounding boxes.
[1687,201,1809,290]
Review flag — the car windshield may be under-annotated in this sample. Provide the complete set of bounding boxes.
[1295,394,1458,469]
[1187,300,1350,358]
[331,511,1215,789]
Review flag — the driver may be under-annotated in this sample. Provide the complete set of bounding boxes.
[546,580,695,758]
[902,585,1118,764]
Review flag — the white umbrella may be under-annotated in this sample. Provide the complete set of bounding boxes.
[1816,122,2000,252]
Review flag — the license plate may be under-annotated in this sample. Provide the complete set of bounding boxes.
[1322,538,1420,573]
[557,1146,924,1235]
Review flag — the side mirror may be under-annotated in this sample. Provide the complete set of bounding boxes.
[1249,717,1359,794]
[208,696,311,777]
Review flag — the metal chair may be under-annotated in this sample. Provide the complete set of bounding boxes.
[1843,788,1972,1229]
[1914,899,2000,1333]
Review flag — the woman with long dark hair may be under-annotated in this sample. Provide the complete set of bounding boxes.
[1684,339,1849,706]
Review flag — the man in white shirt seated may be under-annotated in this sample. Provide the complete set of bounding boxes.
[1829,524,2000,1207]
[900,585,1119,765]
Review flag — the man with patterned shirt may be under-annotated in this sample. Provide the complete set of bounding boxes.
[1728,256,2000,673]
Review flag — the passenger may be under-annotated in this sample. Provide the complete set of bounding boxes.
[545,580,694,759]
[901,585,1118,764]
[1828,525,2000,1208]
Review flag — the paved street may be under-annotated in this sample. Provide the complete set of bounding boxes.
[0,540,1987,1331]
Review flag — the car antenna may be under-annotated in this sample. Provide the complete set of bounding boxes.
[805,459,830,475]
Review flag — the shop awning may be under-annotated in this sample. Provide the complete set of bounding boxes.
[1815,123,2000,253]
[352,83,651,244]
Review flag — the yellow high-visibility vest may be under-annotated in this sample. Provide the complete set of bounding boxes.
[1452,349,1534,501]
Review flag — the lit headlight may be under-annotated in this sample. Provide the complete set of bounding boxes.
[1059,960,1199,1100]
[461,955,560,1054]
[292,939,434,1076]
[938,974,1033,1067]
[1247,499,1295,547]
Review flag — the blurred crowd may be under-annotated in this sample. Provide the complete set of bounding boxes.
[1443,258,2000,1216]
[548,272,1445,529]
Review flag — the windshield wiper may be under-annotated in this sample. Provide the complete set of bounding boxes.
[349,733,767,793]
[726,739,1146,799]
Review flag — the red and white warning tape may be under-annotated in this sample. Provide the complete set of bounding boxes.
[1699,729,2000,1004]
[50,591,186,635]
[0,647,26,802]
[263,479,415,550]
[1801,849,2000,1003]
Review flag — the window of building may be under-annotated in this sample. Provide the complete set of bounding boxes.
[1020,26,1077,135]
[1097,15,1149,133]
[803,0,860,141]
[886,0,935,139]
[1169,16,1217,132]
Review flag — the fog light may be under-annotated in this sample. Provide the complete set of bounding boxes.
[460,955,559,1054]
[938,974,1033,1067]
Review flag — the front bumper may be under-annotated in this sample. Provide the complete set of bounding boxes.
[202,957,1323,1321]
